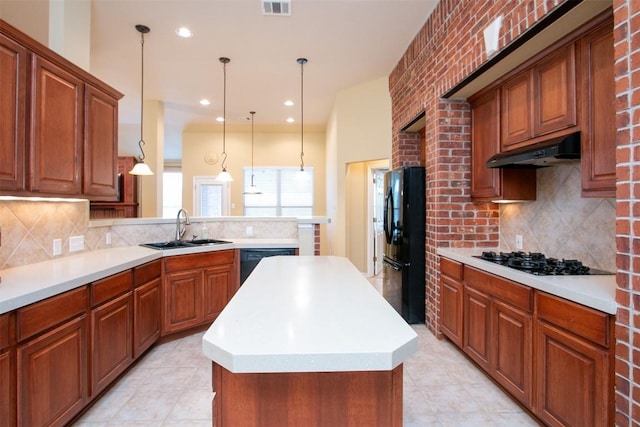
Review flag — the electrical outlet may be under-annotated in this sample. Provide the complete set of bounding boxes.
[53,239,62,256]
[105,231,112,245]
[515,234,523,250]
[246,226,254,237]
[69,235,84,252]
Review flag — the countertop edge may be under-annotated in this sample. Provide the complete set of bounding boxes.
[437,248,618,315]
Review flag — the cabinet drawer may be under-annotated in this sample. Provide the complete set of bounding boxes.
[165,250,235,272]
[0,313,14,350]
[134,259,161,286]
[536,291,610,348]
[17,286,88,342]
[464,266,532,312]
[91,270,132,306]
[440,257,463,281]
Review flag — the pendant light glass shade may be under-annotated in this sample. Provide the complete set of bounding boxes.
[216,57,233,182]
[295,58,308,182]
[244,111,262,194]
[129,24,154,176]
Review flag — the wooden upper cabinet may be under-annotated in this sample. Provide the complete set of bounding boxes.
[29,55,83,195]
[501,72,533,148]
[580,18,615,197]
[534,44,577,136]
[0,32,27,192]
[84,85,119,200]
[471,89,501,200]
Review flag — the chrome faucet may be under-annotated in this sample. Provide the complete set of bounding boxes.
[175,209,190,241]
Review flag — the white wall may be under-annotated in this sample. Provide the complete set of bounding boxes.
[325,77,392,265]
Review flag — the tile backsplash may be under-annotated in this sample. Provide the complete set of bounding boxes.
[499,163,616,273]
[0,198,299,270]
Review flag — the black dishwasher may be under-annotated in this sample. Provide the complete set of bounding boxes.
[240,248,296,284]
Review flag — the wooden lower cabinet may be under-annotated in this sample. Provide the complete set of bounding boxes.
[439,258,464,347]
[90,292,133,396]
[1,312,16,426]
[17,315,88,427]
[133,260,161,358]
[463,286,491,371]
[162,250,237,335]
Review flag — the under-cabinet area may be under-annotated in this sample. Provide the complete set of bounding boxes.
[0,249,239,427]
[439,255,614,427]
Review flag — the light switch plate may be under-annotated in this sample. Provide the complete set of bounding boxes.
[69,235,84,252]
[105,231,112,245]
[515,234,523,250]
[53,239,62,256]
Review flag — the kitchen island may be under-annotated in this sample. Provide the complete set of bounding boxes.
[202,256,418,426]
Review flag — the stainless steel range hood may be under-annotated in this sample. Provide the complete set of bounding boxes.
[486,131,581,168]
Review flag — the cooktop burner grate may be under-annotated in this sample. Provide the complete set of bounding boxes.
[473,251,613,276]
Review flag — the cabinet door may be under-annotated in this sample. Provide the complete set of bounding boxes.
[501,71,533,149]
[535,321,609,427]
[163,269,202,335]
[134,277,161,358]
[533,44,577,136]
[580,19,615,197]
[203,264,233,322]
[470,89,501,200]
[493,299,532,406]
[84,84,118,200]
[91,292,133,397]
[463,286,491,371]
[439,275,463,347]
[29,55,83,195]
[18,315,88,427]
[0,33,27,192]
[1,348,15,426]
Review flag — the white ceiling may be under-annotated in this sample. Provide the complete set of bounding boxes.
[87,0,438,158]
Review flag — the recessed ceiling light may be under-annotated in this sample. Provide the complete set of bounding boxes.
[200,99,210,106]
[286,117,295,123]
[284,100,294,106]
[216,116,224,122]
[176,27,193,38]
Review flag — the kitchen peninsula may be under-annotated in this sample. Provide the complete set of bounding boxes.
[202,256,417,426]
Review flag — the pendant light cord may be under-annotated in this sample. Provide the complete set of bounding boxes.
[250,111,256,186]
[137,26,149,162]
[297,58,307,171]
[220,58,229,171]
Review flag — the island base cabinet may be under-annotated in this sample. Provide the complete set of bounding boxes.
[535,320,610,427]
[212,363,403,427]
[17,315,88,427]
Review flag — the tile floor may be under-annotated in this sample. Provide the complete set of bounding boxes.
[73,326,540,426]
[73,275,540,426]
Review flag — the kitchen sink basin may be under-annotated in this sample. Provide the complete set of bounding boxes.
[140,239,232,250]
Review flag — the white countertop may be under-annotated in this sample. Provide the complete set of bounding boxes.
[0,239,298,314]
[437,248,617,314]
[202,256,418,373]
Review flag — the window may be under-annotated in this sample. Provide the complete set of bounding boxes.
[243,167,313,216]
[194,176,230,217]
[162,170,182,218]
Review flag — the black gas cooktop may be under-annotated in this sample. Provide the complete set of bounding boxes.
[473,251,613,276]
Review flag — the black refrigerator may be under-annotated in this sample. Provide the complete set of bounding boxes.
[382,166,425,324]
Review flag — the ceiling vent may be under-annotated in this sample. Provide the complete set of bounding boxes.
[262,0,291,16]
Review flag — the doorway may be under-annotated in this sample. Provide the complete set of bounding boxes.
[368,165,388,276]
[193,176,230,217]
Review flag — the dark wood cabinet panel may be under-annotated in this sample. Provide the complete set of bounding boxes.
[533,44,577,136]
[0,32,27,192]
[84,84,118,200]
[203,265,234,322]
[163,269,202,334]
[90,157,140,218]
[29,55,83,195]
[501,72,533,147]
[580,18,615,197]
[439,275,463,347]
[493,299,532,406]
[134,277,161,358]
[535,320,610,427]
[90,292,133,397]
[18,315,88,427]
[463,286,491,370]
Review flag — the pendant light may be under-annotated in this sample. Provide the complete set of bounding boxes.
[295,58,309,181]
[129,24,154,176]
[216,57,233,182]
[244,111,262,194]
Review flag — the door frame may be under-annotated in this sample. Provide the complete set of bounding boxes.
[367,161,389,276]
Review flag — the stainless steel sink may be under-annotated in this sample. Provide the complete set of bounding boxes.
[140,239,232,250]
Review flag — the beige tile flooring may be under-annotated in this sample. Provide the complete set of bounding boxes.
[73,325,540,427]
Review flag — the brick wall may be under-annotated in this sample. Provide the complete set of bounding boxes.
[613,0,639,424]
[390,0,638,423]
